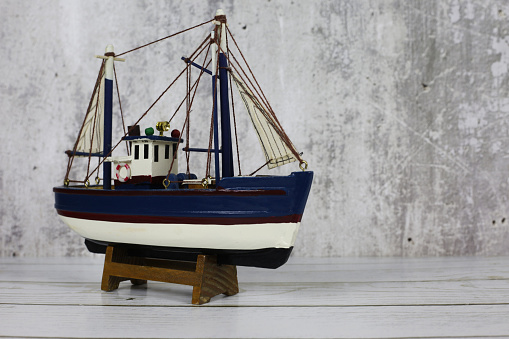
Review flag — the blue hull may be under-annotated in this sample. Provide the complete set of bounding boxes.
[54,171,313,268]
[55,171,313,224]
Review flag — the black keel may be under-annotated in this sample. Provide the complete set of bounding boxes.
[85,239,293,269]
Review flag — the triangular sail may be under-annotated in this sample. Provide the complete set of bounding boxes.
[231,72,298,169]
[74,64,105,156]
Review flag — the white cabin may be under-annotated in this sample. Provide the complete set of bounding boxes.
[106,135,181,185]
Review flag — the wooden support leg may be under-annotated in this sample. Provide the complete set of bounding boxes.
[101,245,147,292]
[100,245,239,305]
[192,255,239,305]
[101,245,123,291]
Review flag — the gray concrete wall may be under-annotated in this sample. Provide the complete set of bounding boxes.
[1,0,509,257]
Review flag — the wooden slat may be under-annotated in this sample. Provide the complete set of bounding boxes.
[2,256,508,283]
[0,256,508,338]
[1,279,509,307]
[1,304,508,338]
[105,261,199,285]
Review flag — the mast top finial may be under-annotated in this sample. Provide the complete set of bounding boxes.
[105,44,114,54]
[215,9,226,23]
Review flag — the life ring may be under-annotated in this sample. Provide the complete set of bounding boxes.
[115,163,131,182]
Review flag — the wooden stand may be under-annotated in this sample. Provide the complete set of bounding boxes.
[100,245,239,305]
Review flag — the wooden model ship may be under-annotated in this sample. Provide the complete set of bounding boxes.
[53,10,313,268]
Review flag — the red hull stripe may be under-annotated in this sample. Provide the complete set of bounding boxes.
[53,187,286,197]
[57,209,302,225]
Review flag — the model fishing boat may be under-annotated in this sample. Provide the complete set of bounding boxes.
[53,10,313,268]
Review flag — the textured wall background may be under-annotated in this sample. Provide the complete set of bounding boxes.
[1,0,509,257]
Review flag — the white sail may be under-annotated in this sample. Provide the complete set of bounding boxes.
[231,72,297,169]
[75,65,105,156]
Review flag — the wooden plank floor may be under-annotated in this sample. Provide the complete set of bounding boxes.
[0,256,508,338]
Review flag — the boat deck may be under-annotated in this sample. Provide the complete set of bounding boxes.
[1,256,508,338]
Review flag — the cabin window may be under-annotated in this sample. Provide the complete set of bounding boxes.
[165,145,170,159]
[134,145,139,160]
[173,143,177,156]
[154,145,159,162]
[144,144,149,159]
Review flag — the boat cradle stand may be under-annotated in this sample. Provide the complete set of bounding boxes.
[100,245,239,305]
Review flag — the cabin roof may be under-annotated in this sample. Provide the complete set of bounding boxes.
[123,135,183,143]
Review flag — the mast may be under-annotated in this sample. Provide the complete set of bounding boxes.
[211,33,221,180]
[103,45,115,190]
[215,10,234,178]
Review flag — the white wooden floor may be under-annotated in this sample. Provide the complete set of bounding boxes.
[0,256,508,338]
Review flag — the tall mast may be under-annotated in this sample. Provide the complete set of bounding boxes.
[215,9,234,178]
[103,45,115,190]
[211,32,221,180]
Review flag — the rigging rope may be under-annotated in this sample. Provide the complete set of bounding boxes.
[219,50,283,154]
[86,86,100,180]
[114,63,129,156]
[73,18,214,184]
[226,26,281,128]
[249,160,271,176]
[168,57,211,123]
[227,60,286,156]
[166,43,212,178]
[222,28,303,164]
[187,35,210,63]
[116,19,214,57]
[226,30,242,176]
[205,107,215,179]
[84,38,211,184]
[167,61,211,123]
[206,30,222,179]
[185,60,191,175]
[95,156,101,184]
[65,60,105,184]
[69,15,307,187]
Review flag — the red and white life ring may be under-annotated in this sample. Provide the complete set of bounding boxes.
[115,163,131,182]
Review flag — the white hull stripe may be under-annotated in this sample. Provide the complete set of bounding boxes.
[59,216,300,250]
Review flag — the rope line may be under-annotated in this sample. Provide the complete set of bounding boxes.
[116,19,214,57]
[226,30,242,176]
[206,29,222,179]
[186,62,191,175]
[67,15,306,187]
[65,61,105,183]
[84,38,211,183]
[114,63,129,156]
[223,27,303,163]
[167,43,212,178]
[86,80,101,180]
[168,54,211,123]
[249,160,271,176]
[221,48,287,164]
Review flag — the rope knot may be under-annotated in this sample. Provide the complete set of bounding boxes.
[214,15,227,24]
